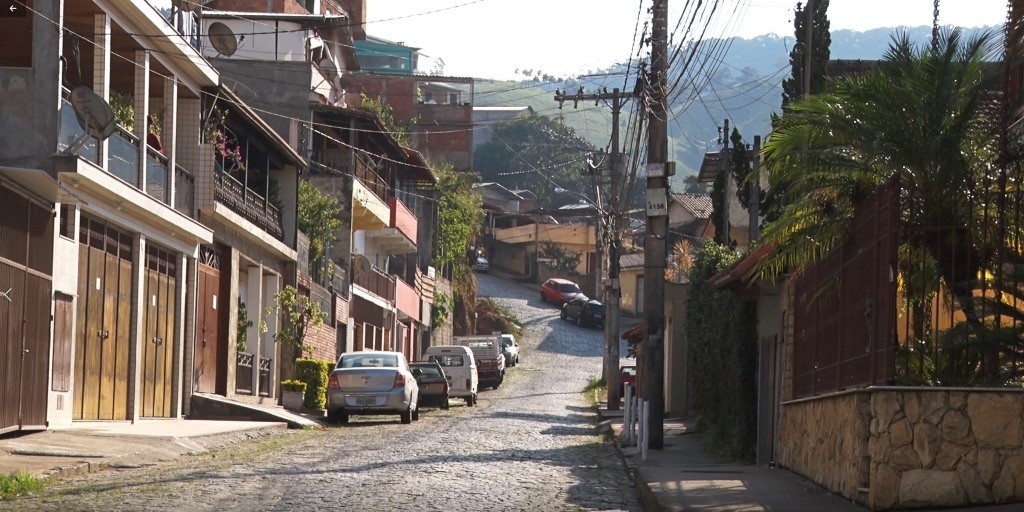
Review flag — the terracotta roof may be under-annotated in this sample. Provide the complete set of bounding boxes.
[671,193,712,219]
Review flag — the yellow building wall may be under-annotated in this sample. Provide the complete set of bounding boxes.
[619,267,643,316]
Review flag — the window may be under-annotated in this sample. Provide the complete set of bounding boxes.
[429,355,464,367]
[59,204,76,239]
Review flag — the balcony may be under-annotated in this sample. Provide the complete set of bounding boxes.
[57,91,194,219]
[213,172,284,240]
[388,196,418,245]
[395,277,420,323]
[353,264,395,303]
[353,178,390,230]
[362,196,417,256]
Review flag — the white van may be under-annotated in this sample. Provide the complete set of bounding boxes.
[424,345,478,406]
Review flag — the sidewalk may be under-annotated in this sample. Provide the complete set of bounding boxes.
[598,408,867,512]
[0,419,294,480]
[598,409,1024,512]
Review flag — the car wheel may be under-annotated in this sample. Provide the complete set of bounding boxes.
[560,309,566,320]
[515,355,520,365]
[441,398,450,410]
[401,405,413,424]
[540,292,546,302]
[412,403,420,421]
[577,315,584,327]
[468,394,476,407]
[327,408,347,424]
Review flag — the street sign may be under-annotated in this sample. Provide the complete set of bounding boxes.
[645,188,668,217]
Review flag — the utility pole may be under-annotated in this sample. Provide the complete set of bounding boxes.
[554,87,635,411]
[749,135,761,243]
[642,0,669,449]
[720,119,730,245]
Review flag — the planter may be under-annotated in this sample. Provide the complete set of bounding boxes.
[281,390,304,412]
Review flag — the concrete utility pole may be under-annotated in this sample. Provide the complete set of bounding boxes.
[720,119,730,245]
[642,0,669,449]
[553,87,634,411]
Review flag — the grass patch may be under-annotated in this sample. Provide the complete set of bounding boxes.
[582,377,607,406]
[0,471,44,501]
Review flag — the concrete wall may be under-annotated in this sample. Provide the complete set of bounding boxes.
[212,60,313,145]
[778,388,1024,510]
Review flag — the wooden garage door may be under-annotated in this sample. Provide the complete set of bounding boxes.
[194,245,222,394]
[140,245,177,417]
[0,183,54,434]
[74,217,133,421]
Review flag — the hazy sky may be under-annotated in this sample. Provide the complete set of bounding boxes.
[363,0,1008,79]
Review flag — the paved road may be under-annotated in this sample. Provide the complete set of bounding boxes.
[9,273,641,511]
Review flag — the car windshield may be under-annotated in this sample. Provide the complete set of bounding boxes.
[340,354,398,368]
[501,335,514,347]
[587,303,606,315]
[429,355,464,367]
[559,283,581,293]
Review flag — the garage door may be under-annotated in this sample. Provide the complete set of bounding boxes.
[74,216,133,421]
[140,244,177,417]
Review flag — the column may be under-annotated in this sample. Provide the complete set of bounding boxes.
[134,50,150,188]
[128,233,147,422]
[93,14,110,169]
[163,77,178,207]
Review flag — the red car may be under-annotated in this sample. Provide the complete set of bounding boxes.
[540,278,587,306]
[619,365,637,396]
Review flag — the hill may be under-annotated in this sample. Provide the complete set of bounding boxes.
[472,25,998,189]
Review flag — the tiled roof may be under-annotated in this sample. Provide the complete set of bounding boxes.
[671,193,713,219]
[619,253,645,269]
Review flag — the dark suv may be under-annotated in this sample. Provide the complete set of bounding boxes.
[561,298,606,328]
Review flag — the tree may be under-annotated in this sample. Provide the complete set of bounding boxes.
[298,180,342,263]
[431,162,484,333]
[759,29,1012,380]
[681,174,705,193]
[473,114,597,209]
[780,0,831,107]
[268,285,327,357]
[540,241,582,272]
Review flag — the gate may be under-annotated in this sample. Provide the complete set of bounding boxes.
[75,216,133,420]
[140,245,177,417]
[194,245,223,394]
[0,183,54,433]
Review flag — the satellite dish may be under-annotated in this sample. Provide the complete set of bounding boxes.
[352,254,371,279]
[70,86,115,140]
[318,58,339,79]
[63,86,115,155]
[208,22,238,57]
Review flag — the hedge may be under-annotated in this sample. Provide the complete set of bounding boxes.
[685,242,758,461]
[295,358,332,410]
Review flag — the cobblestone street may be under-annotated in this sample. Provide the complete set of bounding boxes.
[9,273,640,511]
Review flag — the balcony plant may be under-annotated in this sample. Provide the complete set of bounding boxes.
[203,106,245,173]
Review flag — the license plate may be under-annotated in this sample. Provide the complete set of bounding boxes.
[355,396,375,406]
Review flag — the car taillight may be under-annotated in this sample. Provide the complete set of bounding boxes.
[329,373,340,389]
[393,372,406,388]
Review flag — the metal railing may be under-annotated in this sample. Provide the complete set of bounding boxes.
[108,126,140,186]
[214,172,284,240]
[146,146,168,202]
[354,152,388,201]
[236,352,254,395]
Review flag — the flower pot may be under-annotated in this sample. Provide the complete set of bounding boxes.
[281,390,304,412]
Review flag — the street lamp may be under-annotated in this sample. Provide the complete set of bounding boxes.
[555,187,621,410]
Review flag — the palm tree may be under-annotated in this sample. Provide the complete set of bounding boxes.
[757,28,1023,382]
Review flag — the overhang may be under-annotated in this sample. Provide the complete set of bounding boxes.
[210,203,298,262]
[0,167,87,205]
[364,227,416,255]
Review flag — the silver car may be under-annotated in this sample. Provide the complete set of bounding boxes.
[327,351,419,424]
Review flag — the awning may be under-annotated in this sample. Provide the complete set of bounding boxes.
[0,166,87,205]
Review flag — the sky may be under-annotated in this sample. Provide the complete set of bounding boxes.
[362,0,1008,80]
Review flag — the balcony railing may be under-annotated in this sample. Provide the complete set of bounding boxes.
[355,152,388,201]
[388,196,418,244]
[174,164,195,217]
[214,172,284,240]
[146,146,168,202]
[395,277,420,322]
[353,264,395,302]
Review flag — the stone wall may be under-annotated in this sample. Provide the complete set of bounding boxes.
[778,391,870,501]
[868,389,1024,510]
[778,388,1024,510]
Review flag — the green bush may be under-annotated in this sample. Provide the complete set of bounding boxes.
[295,358,332,410]
[280,379,307,393]
[685,242,758,461]
[0,471,43,500]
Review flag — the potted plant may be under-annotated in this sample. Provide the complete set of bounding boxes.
[280,379,307,412]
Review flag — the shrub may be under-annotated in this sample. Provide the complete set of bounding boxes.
[295,358,332,410]
[280,379,307,393]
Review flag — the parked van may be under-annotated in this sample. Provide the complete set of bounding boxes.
[424,345,478,406]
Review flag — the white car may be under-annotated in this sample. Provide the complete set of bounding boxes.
[327,351,419,424]
[501,334,519,367]
[473,256,490,272]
